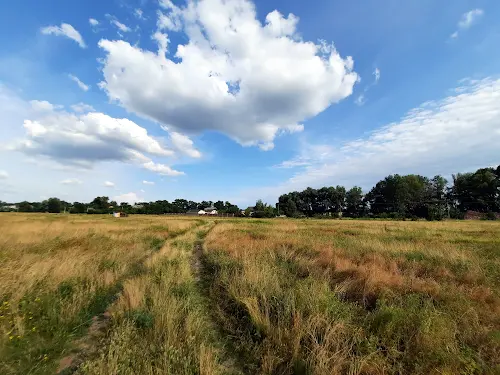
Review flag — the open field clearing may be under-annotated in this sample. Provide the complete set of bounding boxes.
[1,214,500,374]
[203,219,500,374]
[0,214,221,375]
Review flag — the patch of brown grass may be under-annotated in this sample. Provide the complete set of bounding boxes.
[204,218,500,374]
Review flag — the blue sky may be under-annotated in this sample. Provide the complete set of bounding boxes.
[1,0,499,207]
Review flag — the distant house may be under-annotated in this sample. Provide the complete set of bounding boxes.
[112,212,128,218]
[198,210,206,215]
[186,209,200,216]
[0,204,18,212]
[204,206,218,215]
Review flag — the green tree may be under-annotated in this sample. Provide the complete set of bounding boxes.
[47,198,62,213]
[282,199,297,217]
[71,202,86,214]
[18,201,33,212]
[214,200,225,211]
[345,187,364,217]
[366,174,430,218]
[91,196,110,210]
[452,168,499,213]
[255,199,266,211]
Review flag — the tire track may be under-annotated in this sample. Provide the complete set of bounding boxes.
[56,220,206,374]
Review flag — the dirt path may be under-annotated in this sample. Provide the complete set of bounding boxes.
[190,222,247,375]
[56,221,205,375]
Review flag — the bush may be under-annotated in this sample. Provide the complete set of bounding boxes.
[484,211,498,221]
[126,309,154,329]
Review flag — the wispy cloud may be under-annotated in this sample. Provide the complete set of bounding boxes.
[68,74,90,91]
[0,170,8,179]
[89,18,99,26]
[134,9,146,20]
[451,9,484,39]
[355,67,380,106]
[142,180,155,185]
[40,23,86,48]
[111,19,131,32]
[104,181,115,187]
[71,103,95,113]
[255,77,500,204]
[60,178,83,185]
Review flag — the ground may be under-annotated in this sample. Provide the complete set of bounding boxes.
[0,214,499,374]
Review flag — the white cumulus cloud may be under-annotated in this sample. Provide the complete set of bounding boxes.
[9,100,187,177]
[98,0,357,150]
[40,23,86,48]
[104,181,115,187]
[161,126,201,158]
[89,18,99,26]
[114,192,143,204]
[68,74,90,91]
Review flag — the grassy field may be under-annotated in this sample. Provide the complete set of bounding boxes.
[1,214,499,374]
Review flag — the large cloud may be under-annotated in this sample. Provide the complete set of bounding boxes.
[98,0,357,150]
[9,100,187,176]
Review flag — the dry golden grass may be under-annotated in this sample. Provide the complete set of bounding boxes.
[2,213,500,374]
[81,222,232,375]
[205,219,500,374]
[0,213,202,375]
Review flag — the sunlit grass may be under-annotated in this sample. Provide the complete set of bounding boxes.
[205,219,500,374]
[2,214,499,374]
[0,213,202,374]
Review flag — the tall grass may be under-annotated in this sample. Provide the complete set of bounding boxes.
[2,214,499,374]
[80,223,233,375]
[204,219,500,374]
[0,213,201,374]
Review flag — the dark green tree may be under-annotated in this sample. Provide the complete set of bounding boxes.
[47,198,62,213]
[345,187,364,217]
[18,201,33,212]
[91,196,110,210]
[71,202,86,214]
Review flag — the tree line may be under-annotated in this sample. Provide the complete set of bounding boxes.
[278,165,500,220]
[1,165,498,220]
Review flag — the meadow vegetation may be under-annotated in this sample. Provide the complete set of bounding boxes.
[0,214,213,374]
[204,219,500,374]
[1,213,499,374]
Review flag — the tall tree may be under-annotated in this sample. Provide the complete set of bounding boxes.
[452,168,499,212]
[91,196,110,210]
[214,200,225,211]
[47,198,62,213]
[345,187,364,218]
